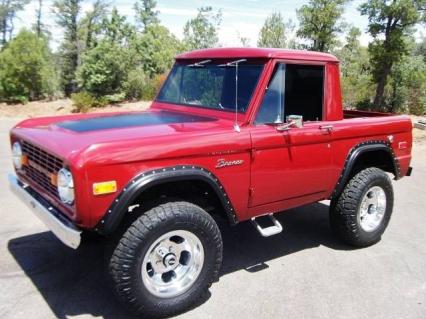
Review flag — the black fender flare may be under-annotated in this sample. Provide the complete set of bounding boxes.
[96,165,238,234]
[331,140,401,199]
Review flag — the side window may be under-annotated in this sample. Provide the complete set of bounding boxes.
[255,63,324,124]
[255,64,285,124]
[285,64,324,121]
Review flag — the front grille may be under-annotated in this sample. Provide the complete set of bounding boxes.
[22,141,63,199]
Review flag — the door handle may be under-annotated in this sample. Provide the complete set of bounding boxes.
[319,125,333,132]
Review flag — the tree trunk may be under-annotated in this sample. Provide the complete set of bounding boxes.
[36,0,42,37]
[373,62,392,110]
[1,17,7,46]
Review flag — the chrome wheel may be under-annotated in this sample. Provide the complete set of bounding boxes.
[358,186,387,232]
[141,230,204,298]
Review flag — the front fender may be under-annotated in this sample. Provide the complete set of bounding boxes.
[96,165,238,234]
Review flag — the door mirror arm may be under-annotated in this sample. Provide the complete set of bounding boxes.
[276,115,303,131]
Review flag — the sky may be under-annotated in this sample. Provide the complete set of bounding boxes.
[15,0,426,50]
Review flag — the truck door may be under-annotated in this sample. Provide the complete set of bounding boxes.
[249,62,333,211]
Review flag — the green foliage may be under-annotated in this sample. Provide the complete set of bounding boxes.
[104,92,126,104]
[71,91,108,112]
[0,0,29,47]
[183,7,222,50]
[77,40,131,96]
[0,30,59,102]
[100,7,135,45]
[337,27,375,108]
[123,68,146,100]
[132,24,183,77]
[257,12,288,48]
[140,73,167,100]
[1,0,425,118]
[359,0,425,109]
[338,29,426,115]
[122,69,165,100]
[297,0,348,52]
[340,49,375,109]
[53,0,82,95]
[134,0,159,31]
[388,52,426,115]
[79,0,108,50]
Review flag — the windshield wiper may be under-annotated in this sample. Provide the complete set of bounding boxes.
[187,59,212,68]
[218,59,247,67]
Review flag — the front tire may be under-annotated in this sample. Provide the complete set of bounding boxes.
[109,202,223,318]
[330,167,394,247]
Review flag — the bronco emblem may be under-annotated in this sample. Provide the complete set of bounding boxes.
[215,158,244,169]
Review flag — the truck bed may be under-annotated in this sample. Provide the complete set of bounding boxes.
[343,109,394,119]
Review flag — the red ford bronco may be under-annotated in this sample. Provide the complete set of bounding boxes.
[9,48,413,317]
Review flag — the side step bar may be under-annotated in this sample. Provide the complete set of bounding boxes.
[251,214,283,237]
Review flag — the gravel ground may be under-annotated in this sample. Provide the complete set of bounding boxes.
[0,116,425,319]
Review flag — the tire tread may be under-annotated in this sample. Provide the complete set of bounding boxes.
[110,201,222,318]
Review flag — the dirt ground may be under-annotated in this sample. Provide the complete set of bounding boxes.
[0,99,151,118]
[412,116,426,144]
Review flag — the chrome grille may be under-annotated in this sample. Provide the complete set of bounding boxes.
[21,141,63,199]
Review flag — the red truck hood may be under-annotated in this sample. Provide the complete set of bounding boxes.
[11,109,242,166]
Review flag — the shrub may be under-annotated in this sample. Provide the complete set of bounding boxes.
[123,69,147,100]
[0,30,59,102]
[355,99,374,111]
[140,73,167,100]
[77,41,131,96]
[105,92,126,104]
[71,92,108,112]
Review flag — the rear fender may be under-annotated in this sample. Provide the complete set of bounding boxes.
[331,140,400,199]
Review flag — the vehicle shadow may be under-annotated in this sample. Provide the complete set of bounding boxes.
[7,201,351,318]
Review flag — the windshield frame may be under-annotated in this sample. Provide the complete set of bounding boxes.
[155,59,266,114]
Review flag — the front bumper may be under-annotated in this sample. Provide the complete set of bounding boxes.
[8,173,81,249]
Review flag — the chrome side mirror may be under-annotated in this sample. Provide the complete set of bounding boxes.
[276,115,303,131]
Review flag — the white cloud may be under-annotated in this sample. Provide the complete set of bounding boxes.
[158,7,198,17]
[219,22,261,47]
[222,10,268,19]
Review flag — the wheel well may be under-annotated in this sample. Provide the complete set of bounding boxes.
[126,179,232,225]
[331,147,398,201]
[349,149,397,181]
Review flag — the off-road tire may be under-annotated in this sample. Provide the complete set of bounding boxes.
[330,167,394,247]
[109,201,223,318]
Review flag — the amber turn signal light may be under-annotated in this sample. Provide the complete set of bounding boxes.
[21,155,28,166]
[93,181,117,195]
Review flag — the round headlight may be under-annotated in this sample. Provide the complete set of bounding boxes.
[12,142,23,169]
[57,168,75,204]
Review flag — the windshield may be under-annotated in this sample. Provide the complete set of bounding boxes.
[156,61,264,113]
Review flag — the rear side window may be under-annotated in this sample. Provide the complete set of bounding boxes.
[255,63,324,124]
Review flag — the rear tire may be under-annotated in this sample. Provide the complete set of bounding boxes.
[109,201,222,318]
[330,167,394,247]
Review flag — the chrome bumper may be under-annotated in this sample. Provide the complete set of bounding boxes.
[8,173,81,249]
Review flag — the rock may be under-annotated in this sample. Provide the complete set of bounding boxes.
[414,121,426,130]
